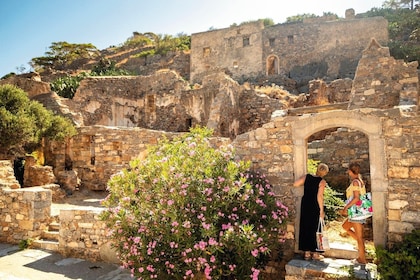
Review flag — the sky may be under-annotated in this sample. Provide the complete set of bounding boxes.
[0,0,385,77]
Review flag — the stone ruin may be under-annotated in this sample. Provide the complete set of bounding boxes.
[0,32,419,278]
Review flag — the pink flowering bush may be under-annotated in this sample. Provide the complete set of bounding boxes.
[101,127,288,280]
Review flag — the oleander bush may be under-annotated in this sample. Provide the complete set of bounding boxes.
[101,126,289,279]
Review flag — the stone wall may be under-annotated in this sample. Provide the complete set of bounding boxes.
[58,208,110,262]
[308,128,370,191]
[190,21,265,84]
[0,72,50,97]
[349,39,419,109]
[51,126,231,191]
[0,160,20,189]
[190,15,388,85]
[384,113,420,244]
[0,187,52,243]
[66,126,173,190]
[263,17,388,83]
[65,70,291,140]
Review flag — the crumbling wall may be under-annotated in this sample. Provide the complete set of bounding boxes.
[0,160,20,189]
[263,17,388,85]
[190,21,265,83]
[0,73,50,97]
[190,15,388,87]
[349,38,419,109]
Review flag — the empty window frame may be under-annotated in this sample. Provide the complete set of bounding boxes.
[243,36,250,46]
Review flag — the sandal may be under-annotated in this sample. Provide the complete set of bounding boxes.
[304,251,311,260]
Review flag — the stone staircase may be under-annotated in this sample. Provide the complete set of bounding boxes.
[285,242,378,279]
[32,220,60,251]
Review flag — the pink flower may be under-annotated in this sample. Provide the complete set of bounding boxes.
[251,267,260,280]
[251,249,259,257]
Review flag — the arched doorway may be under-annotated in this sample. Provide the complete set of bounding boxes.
[291,110,388,250]
[266,55,279,75]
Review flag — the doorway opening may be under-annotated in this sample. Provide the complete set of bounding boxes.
[291,110,388,254]
[307,127,374,257]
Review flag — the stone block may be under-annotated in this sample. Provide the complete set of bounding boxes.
[389,199,409,210]
[388,209,401,221]
[18,220,33,230]
[389,221,414,233]
[401,211,420,223]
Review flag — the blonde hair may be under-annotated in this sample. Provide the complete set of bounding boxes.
[316,163,329,177]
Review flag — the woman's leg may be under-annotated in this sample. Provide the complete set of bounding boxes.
[342,219,357,240]
[353,223,366,263]
[343,219,367,263]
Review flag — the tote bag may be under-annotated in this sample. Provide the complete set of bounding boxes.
[316,218,330,251]
[347,192,373,220]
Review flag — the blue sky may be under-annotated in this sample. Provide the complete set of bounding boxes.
[0,0,385,77]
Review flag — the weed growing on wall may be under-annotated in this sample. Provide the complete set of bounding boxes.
[101,126,289,279]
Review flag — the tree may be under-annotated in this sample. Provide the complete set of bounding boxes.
[30,41,99,72]
[0,84,77,155]
[364,5,420,65]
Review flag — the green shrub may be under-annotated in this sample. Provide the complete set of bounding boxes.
[376,229,420,279]
[51,73,88,99]
[324,185,345,221]
[101,126,289,279]
[90,58,131,76]
[133,49,156,58]
[0,85,76,154]
[18,238,32,250]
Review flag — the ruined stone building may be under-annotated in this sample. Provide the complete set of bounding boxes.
[190,11,388,89]
[0,10,419,278]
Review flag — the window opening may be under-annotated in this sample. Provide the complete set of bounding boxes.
[203,47,211,57]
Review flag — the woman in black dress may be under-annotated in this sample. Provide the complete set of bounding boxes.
[293,163,329,260]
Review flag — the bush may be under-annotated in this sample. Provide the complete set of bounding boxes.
[0,84,76,154]
[323,185,345,221]
[51,73,88,99]
[101,126,289,279]
[376,229,420,279]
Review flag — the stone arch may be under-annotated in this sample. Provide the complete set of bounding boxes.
[266,55,279,75]
[291,110,388,250]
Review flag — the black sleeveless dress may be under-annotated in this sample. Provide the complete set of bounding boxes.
[299,174,322,252]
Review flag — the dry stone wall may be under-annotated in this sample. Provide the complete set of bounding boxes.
[349,39,419,109]
[58,208,108,262]
[384,113,420,243]
[0,186,51,243]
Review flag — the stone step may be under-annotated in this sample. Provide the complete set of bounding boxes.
[41,230,59,241]
[31,239,59,252]
[285,257,378,280]
[323,242,359,259]
[48,222,60,232]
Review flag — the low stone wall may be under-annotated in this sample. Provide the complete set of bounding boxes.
[0,187,52,243]
[58,208,115,262]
